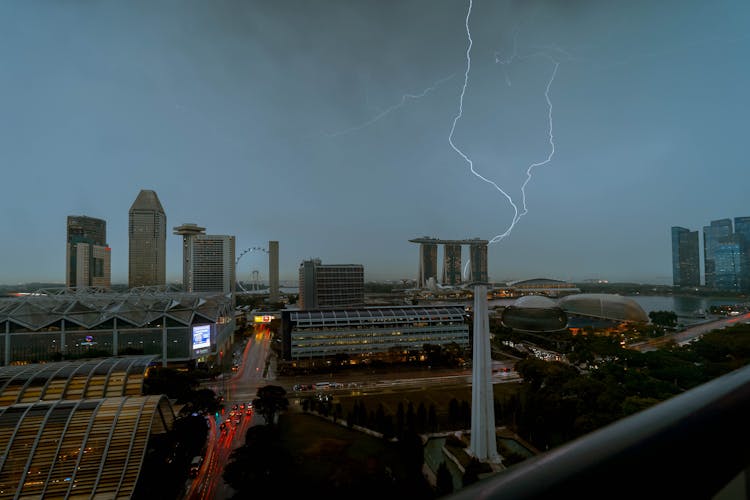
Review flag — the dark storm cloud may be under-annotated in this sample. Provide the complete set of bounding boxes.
[0,1,749,285]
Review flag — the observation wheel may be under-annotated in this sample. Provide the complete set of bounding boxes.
[236,246,268,293]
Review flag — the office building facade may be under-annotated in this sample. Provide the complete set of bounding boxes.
[442,244,462,286]
[703,219,733,289]
[190,235,236,294]
[173,224,235,294]
[66,215,111,289]
[280,305,469,363]
[128,190,166,288]
[714,237,742,291]
[671,226,700,287]
[735,217,750,292]
[298,259,364,309]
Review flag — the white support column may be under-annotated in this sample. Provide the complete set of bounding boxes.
[469,284,501,463]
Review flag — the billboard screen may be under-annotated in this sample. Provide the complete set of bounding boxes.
[192,324,211,351]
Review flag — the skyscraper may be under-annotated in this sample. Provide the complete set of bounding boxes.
[734,216,750,292]
[128,190,166,288]
[298,259,364,309]
[714,237,741,291]
[418,242,438,289]
[468,242,488,283]
[442,244,462,286]
[66,215,111,289]
[173,224,235,294]
[173,223,207,290]
[190,235,236,294]
[703,219,733,288]
[671,226,700,287]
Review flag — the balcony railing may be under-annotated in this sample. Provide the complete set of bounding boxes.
[450,363,750,499]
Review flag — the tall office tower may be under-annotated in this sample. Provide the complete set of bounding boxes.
[128,190,166,288]
[418,242,438,289]
[671,227,700,287]
[442,244,462,286]
[268,240,279,303]
[173,223,207,290]
[66,215,111,288]
[468,242,488,283]
[735,217,750,292]
[298,259,364,309]
[703,218,733,288]
[714,237,741,291]
[188,235,236,294]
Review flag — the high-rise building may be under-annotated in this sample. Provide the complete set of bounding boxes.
[268,241,279,303]
[714,237,741,291]
[671,226,700,287]
[298,259,364,310]
[173,223,207,290]
[418,242,438,289]
[190,235,236,294]
[173,224,235,294]
[66,215,111,289]
[128,190,166,288]
[734,216,750,292]
[703,219,733,288]
[442,244,462,286]
[469,242,488,283]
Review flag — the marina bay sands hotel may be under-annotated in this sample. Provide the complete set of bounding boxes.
[409,237,488,288]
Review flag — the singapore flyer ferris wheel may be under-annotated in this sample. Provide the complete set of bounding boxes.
[235,246,268,293]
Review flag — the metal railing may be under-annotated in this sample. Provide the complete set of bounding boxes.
[450,363,750,499]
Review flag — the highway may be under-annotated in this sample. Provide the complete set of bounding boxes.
[630,312,750,352]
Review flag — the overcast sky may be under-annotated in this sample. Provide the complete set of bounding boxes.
[1,1,749,285]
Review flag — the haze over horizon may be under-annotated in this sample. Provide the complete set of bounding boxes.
[2,1,749,286]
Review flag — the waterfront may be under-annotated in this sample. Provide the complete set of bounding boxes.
[483,294,750,324]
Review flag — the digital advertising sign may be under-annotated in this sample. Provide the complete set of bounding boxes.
[192,324,211,353]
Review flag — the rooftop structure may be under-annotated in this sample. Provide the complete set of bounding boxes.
[409,237,489,289]
[0,287,235,366]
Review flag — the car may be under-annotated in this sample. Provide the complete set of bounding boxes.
[189,456,203,478]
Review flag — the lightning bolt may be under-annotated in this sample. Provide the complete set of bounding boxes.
[328,74,455,138]
[450,0,562,252]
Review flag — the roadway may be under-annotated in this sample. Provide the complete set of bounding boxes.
[185,325,272,500]
[630,312,750,352]
[185,325,520,499]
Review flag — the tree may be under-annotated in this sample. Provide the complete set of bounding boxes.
[649,310,678,329]
[223,425,292,497]
[396,401,405,438]
[252,385,289,426]
[417,402,427,433]
[428,404,438,433]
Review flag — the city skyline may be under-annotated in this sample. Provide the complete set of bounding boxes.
[2,1,750,285]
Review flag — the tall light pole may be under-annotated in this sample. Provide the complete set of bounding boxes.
[469,282,501,463]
